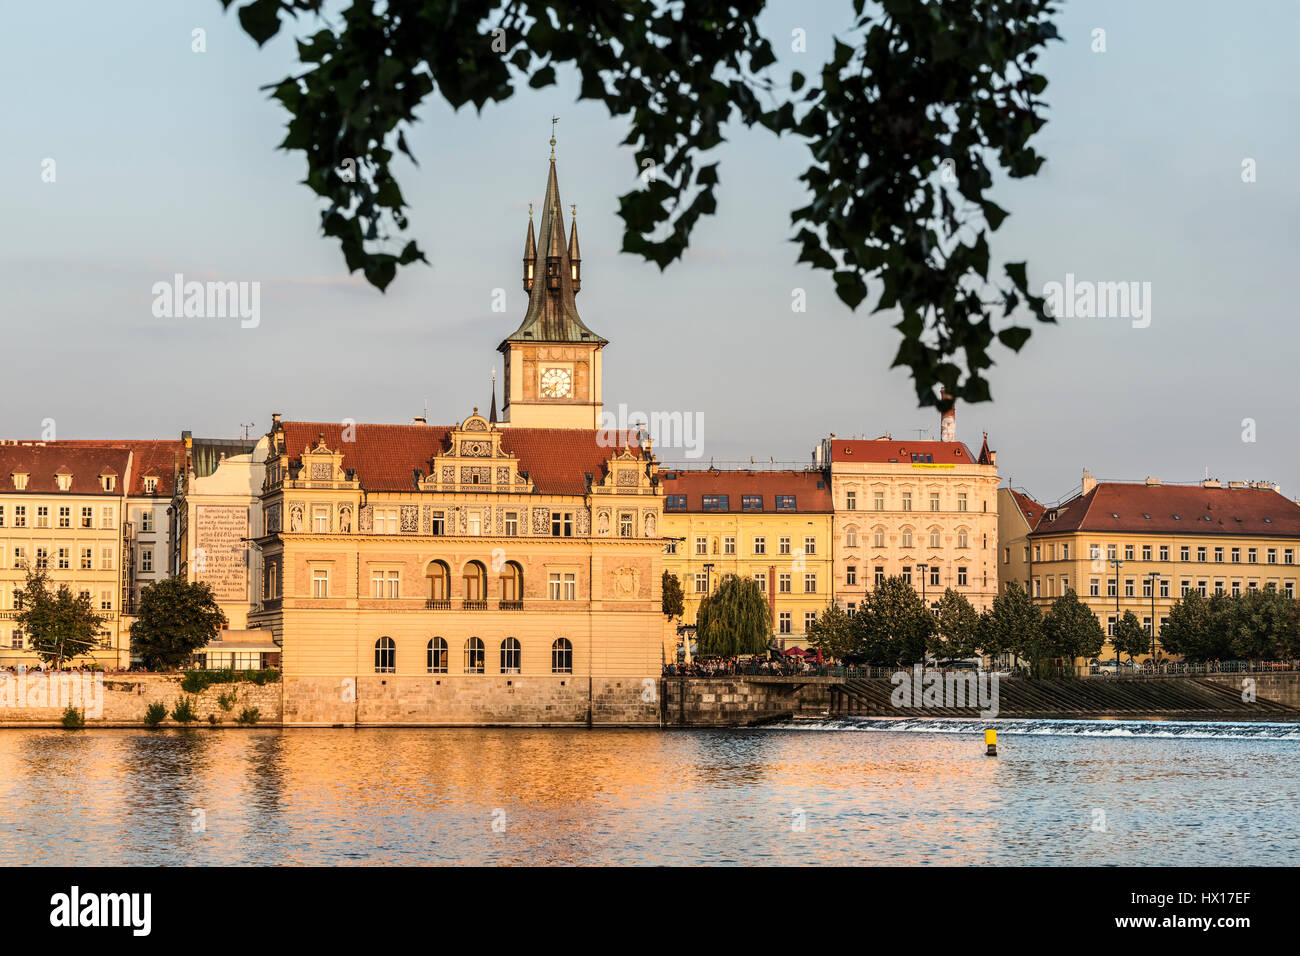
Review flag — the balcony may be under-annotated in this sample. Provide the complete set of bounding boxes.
[462,600,489,611]
[498,600,524,611]
[425,599,451,610]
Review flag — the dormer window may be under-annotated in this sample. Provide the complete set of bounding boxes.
[100,474,116,492]
[56,473,72,491]
[12,473,29,490]
[144,477,157,494]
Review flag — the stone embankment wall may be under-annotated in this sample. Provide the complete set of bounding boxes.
[0,673,283,727]
[1203,673,1300,708]
[662,677,835,727]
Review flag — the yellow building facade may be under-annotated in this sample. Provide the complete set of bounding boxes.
[660,469,834,652]
[1021,473,1300,661]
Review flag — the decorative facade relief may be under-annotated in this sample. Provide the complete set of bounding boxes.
[289,503,304,533]
[496,467,511,484]
[400,505,419,533]
[441,466,455,484]
[577,509,590,535]
[422,505,434,534]
[459,466,492,485]
[532,508,550,534]
[265,504,281,533]
[643,510,657,538]
[338,505,352,533]
[597,510,610,535]
[310,462,333,481]
[359,506,373,533]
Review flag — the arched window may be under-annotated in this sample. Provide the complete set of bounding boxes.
[552,638,573,674]
[873,528,886,549]
[901,529,913,549]
[427,637,447,674]
[463,561,487,604]
[500,637,521,674]
[929,528,941,549]
[845,528,858,548]
[957,530,969,549]
[374,636,395,674]
[500,561,523,605]
[426,560,450,603]
[464,637,485,673]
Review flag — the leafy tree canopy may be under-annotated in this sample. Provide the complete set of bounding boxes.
[221,0,1059,407]
[695,574,771,658]
[661,571,685,620]
[130,578,229,671]
[806,603,857,662]
[14,568,106,669]
[858,576,932,665]
[1110,609,1149,661]
[1044,588,1106,663]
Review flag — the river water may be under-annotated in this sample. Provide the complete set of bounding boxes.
[1,719,1296,865]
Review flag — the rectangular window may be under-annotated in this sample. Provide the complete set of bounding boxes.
[80,548,92,570]
[1142,545,1152,561]
[930,567,940,587]
[1214,547,1223,563]
[563,573,576,601]
[695,537,707,556]
[901,493,912,512]
[723,536,735,555]
[753,573,767,594]
[1231,547,1240,563]
[846,566,857,586]
[312,569,329,598]
[1215,580,1225,595]
[1181,579,1191,596]
[779,573,791,594]
[702,495,729,512]
[1089,578,1100,597]
[141,510,155,533]
[779,537,791,556]
[429,511,445,535]
[1198,580,1207,597]
[35,506,49,528]
[374,508,398,534]
[875,566,885,587]
[141,548,153,573]
[776,496,796,511]
[929,493,940,512]
[1003,547,1010,564]
[1125,578,1135,597]
[102,547,114,570]
[1107,544,1118,561]
[804,573,817,593]
[741,495,763,511]
[35,548,49,570]
[805,611,818,632]
[1107,579,1117,598]
[1089,544,1101,561]
[902,566,912,586]
[1286,549,1295,565]
[57,548,70,570]
[694,573,708,594]
[0,505,5,527]
[1197,547,1207,562]
[1248,548,1258,563]
[548,573,577,601]
[551,512,573,537]
[58,506,71,529]
[1159,545,1169,561]
[619,512,634,537]
[779,612,791,634]
[957,567,968,586]
[803,536,816,555]
[1061,575,1069,593]
[101,506,114,529]
[312,507,328,533]
[504,512,517,536]
[14,506,26,528]
[1180,546,1189,562]
[665,495,687,511]
[100,590,113,611]
[467,513,482,536]
[1061,543,1070,560]
[754,537,766,555]
[846,491,857,510]
[1142,578,1153,598]
[80,506,93,529]
[957,493,968,512]
[1159,580,1169,598]
[1267,548,1277,564]
[873,493,885,511]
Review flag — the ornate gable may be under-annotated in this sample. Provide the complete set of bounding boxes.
[421,410,535,494]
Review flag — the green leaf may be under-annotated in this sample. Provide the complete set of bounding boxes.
[998,326,1032,352]
[237,0,282,47]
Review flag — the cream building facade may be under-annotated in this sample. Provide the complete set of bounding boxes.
[244,151,666,725]
[821,431,1000,614]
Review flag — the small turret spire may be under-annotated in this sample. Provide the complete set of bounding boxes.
[522,203,536,292]
[489,368,498,424]
[568,204,582,292]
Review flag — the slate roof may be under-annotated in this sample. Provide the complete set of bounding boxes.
[1029,483,1300,538]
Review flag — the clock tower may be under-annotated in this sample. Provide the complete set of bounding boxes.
[497,135,606,429]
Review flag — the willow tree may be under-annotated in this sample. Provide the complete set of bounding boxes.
[695,574,771,658]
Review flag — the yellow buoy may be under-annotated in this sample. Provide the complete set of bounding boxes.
[984,728,997,757]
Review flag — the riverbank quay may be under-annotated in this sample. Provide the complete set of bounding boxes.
[2,668,1299,729]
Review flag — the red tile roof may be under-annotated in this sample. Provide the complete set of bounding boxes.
[52,440,185,497]
[828,438,977,464]
[0,444,132,495]
[1029,483,1300,538]
[658,469,832,513]
[279,422,643,496]
[1007,489,1045,530]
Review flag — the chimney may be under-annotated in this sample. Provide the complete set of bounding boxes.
[1201,478,1221,488]
[1145,476,1161,486]
[1081,468,1096,495]
[940,390,956,442]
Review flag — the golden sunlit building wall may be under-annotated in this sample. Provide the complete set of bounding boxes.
[660,469,834,652]
[1024,471,1300,661]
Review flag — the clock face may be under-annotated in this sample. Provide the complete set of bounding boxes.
[540,367,573,398]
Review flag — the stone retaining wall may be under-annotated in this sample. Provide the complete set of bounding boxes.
[662,677,835,727]
[0,673,283,727]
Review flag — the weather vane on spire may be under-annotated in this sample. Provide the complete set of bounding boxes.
[550,115,559,158]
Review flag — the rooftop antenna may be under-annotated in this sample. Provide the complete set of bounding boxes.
[240,422,255,440]
[424,396,429,421]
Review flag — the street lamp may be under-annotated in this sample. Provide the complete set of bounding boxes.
[1109,556,1123,665]
[916,563,929,607]
[1147,571,1161,663]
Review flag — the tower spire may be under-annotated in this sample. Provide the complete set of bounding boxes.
[489,368,498,424]
[568,203,581,293]
[522,203,536,292]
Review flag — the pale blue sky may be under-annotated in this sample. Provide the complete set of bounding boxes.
[1,0,1297,503]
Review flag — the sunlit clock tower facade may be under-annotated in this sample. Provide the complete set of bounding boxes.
[498,145,606,430]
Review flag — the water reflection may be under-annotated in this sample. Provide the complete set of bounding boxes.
[0,726,1295,865]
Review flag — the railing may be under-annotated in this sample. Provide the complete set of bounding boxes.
[462,600,489,610]
[425,599,451,610]
[498,600,524,611]
[1076,660,1300,679]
